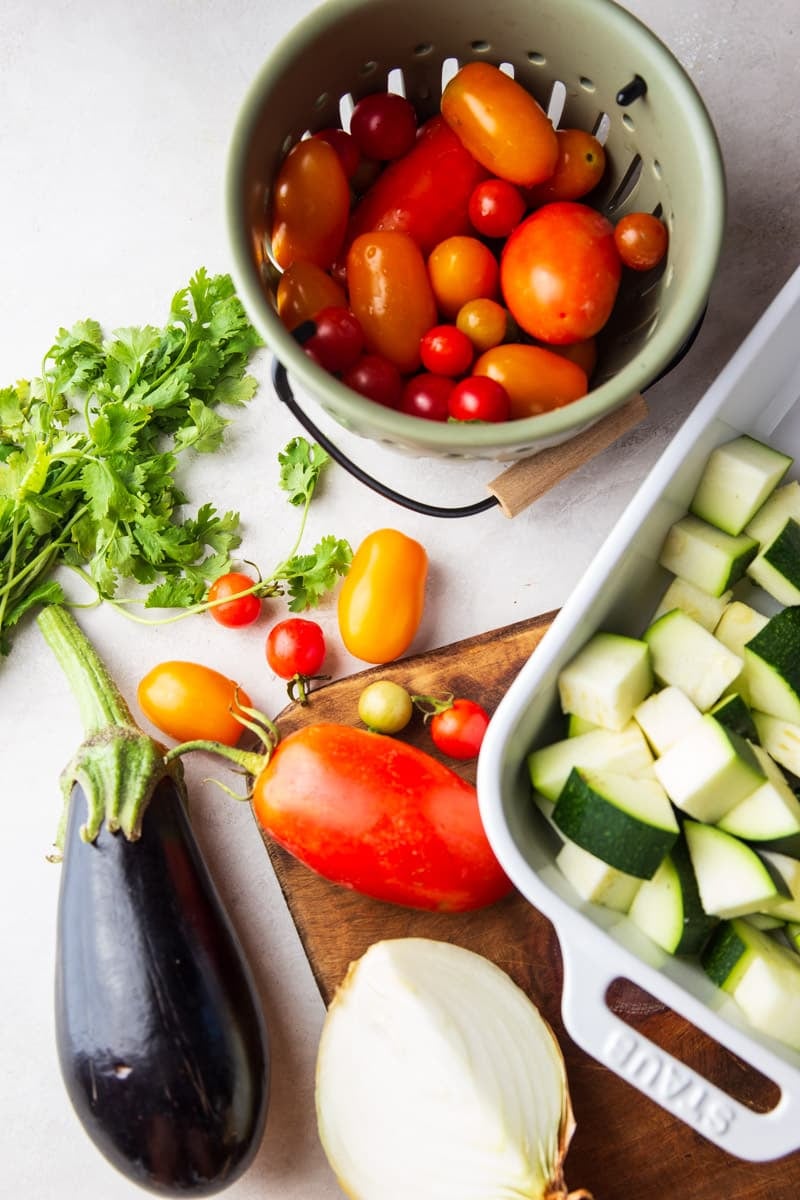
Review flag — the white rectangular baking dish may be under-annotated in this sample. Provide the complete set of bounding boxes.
[478,262,800,1162]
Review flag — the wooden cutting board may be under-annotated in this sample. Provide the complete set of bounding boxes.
[255,613,799,1197]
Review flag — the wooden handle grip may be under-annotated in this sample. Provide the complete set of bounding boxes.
[486,394,648,517]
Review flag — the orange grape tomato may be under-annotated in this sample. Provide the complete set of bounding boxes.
[548,336,598,378]
[347,231,437,373]
[270,137,351,271]
[440,61,558,187]
[337,528,428,664]
[427,236,499,319]
[473,342,587,418]
[276,260,348,331]
[501,201,622,344]
[614,211,669,271]
[137,661,252,746]
[525,128,606,205]
[455,297,509,352]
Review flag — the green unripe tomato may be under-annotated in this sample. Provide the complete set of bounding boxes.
[358,680,413,734]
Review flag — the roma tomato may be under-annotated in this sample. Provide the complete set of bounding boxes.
[251,723,512,911]
[525,128,606,205]
[347,231,437,373]
[349,92,418,161]
[448,375,511,423]
[276,260,348,332]
[419,324,474,377]
[473,342,587,418]
[501,201,622,343]
[338,528,428,664]
[270,138,351,271]
[342,353,404,408]
[206,572,262,627]
[614,211,669,271]
[137,661,251,746]
[427,235,499,319]
[441,61,558,187]
[346,116,486,255]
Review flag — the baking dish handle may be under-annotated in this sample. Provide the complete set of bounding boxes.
[559,935,800,1162]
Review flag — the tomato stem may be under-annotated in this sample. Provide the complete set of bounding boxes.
[287,672,330,705]
[410,691,455,720]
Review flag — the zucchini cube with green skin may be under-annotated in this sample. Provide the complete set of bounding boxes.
[643,609,743,712]
[633,685,702,755]
[527,722,654,802]
[653,714,764,823]
[746,480,800,543]
[713,601,770,658]
[683,820,783,918]
[702,917,800,1052]
[689,435,792,535]
[753,709,800,777]
[717,743,800,844]
[651,577,733,632]
[628,837,718,956]
[707,692,758,742]
[759,851,800,923]
[557,632,653,732]
[743,607,800,724]
[657,515,758,597]
[555,838,642,913]
[552,767,679,879]
[787,923,800,953]
[747,517,800,606]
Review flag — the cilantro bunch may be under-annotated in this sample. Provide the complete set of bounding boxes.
[0,268,350,656]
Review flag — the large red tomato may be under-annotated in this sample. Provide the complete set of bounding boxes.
[500,201,622,344]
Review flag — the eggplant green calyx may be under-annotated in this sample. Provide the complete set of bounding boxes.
[37,604,186,851]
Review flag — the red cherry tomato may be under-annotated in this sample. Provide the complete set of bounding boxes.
[399,373,454,421]
[312,127,361,179]
[270,138,351,271]
[614,212,669,271]
[304,306,365,373]
[412,693,492,760]
[448,376,511,423]
[428,235,499,319]
[349,92,418,161]
[525,128,606,206]
[206,572,262,628]
[342,353,404,408]
[501,201,622,344]
[468,178,526,239]
[347,231,438,373]
[266,618,327,705]
[419,324,474,377]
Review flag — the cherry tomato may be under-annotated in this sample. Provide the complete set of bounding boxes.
[399,373,454,421]
[137,661,252,746]
[525,128,606,205]
[270,138,351,271]
[349,92,418,161]
[342,353,404,408]
[338,528,428,664]
[419,324,474,377]
[468,178,526,239]
[357,680,414,734]
[312,127,361,178]
[441,61,558,186]
[473,342,587,418]
[251,723,512,911]
[430,698,490,759]
[448,376,511,423]
[549,336,598,378]
[347,116,486,255]
[428,235,499,319]
[501,201,622,343]
[347,231,437,372]
[206,572,262,628]
[276,260,348,332]
[266,618,327,705]
[455,297,509,352]
[304,306,365,373]
[614,212,669,271]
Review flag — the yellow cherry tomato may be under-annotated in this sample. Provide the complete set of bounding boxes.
[456,297,509,352]
[473,342,587,418]
[338,529,428,664]
[428,235,500,319]
[137,661,252,746]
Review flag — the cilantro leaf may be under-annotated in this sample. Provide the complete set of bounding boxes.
[282,536,353,612]
[278,437,331,507]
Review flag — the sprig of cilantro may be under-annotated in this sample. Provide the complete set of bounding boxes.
[0,270,349,655]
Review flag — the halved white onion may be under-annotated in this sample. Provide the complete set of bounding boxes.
[315,938,590,1200]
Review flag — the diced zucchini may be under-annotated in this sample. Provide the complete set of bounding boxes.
[628,836,718,955]
[643,608,743,714]
[708,692,758,742]
[753,709,800,777]
[653,714,764,823]
[786,923,800,953]
[557,632,653,732]
[714,601,770,656]
[552,767,678,879]
[684,820,782,918]
[528,723,654,802]
[633,685,702,755]
[566,713,600,737]
[702,917,800,1051]
[717,743,800,843]
[746,480,800,543]
[657,514,758,597]
[651,577,732,631]
[743,608,800,724]
[555,838,642,912]
[689,435,792,535]
[744,913,786,931]
[747,517,800,606]
[760,851,800,923]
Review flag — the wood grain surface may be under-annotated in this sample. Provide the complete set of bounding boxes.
[254,613,799,1197]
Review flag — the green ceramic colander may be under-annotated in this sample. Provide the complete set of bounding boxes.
[226,0,725,490]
